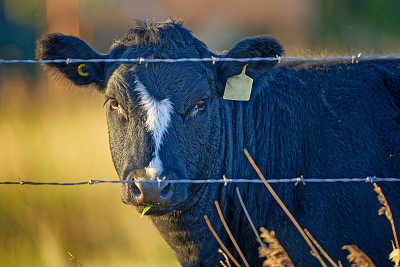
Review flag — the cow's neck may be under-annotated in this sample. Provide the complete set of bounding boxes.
[150,183,228,266]
[149,93,299,266]
[221,100,259,179]
[221,85,305,179]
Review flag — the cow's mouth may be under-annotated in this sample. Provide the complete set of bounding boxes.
[133,182,209,216]
[136,204,171,216]
[121,170,210,216]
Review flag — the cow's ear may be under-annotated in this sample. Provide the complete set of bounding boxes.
[217,35,283,87]
[36,34,108,90]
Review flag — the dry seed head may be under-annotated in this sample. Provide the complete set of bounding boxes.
[259,227,294,267]
[373,183,399,249]
[218,248,231,267]
[390,241,400,267]
[374,183,393,220]
[342,245,375,267]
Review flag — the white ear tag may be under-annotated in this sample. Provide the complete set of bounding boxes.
[223,64,253,101]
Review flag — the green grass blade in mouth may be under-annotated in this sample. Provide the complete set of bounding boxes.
[140,205,153,219]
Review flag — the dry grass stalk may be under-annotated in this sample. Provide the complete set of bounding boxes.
[342,245,375,267]
[215,201,250,267]
[259,227,294,267]
[390,241,400,267]
[218,249,232,267]
[204,215,241,267]
[304,229,339,267]
[68,252,84,267]
[236,187,267,249]
[243,148,327,267]
[373,183,399,249]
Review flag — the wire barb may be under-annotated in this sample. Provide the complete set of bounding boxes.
[295,176,305,186]
[243,148,328,267]
[222,175,229,186]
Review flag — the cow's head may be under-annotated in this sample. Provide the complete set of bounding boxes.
[36,19,283,215]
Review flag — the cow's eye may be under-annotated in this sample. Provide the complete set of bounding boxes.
[106,98,125,117]
[195,100,206,111]
[184,99,207,121]
[187,100,207,120]
[109,99,119,111]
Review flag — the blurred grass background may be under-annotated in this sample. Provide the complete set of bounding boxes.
[0,0,400,266]
[0,70,179,266]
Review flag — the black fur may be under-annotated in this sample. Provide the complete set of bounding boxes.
[36,19,400,266]
[36,34,108,88]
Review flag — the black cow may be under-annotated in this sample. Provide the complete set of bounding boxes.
[36,19,400,266]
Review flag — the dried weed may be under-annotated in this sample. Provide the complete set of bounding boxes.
[342,245,375,267]
[68,252,84,267]
[389,242,400,267]
[218,248,232,267]
[374,183,399,249]
[258,227,294,267]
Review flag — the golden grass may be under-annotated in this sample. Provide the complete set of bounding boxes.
[204,215,241,267]
[389,243,400,267]
[258,227,294,267]
[374,183,400,267]
[68,252,83,267]
[218,249,232,267]
[240,149,399,267]
[342,245,375,267]
[0,71,179,266]
[215,200,250,267]
[304,229,339,267]
[243,149,328,267]
[374,183,399,250]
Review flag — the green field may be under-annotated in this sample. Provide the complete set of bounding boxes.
[0,70,179,267]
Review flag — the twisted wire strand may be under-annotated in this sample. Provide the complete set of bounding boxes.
[1,55,400,65]
[1,177,399,186]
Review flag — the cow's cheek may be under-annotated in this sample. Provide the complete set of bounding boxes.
[106,116,131,177]
[182,115,213,177]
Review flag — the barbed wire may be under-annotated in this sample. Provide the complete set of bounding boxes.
[1,176,400,186]
[1,55,400,65]
[2,55,400,187]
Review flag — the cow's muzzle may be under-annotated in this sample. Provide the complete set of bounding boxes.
[121,170,187,209]
[131,180,173,206]
[121,178,174,207]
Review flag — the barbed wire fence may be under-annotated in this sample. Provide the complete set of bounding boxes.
[1,55,400,65]
[1,177,400,186]
[1,55,400,186]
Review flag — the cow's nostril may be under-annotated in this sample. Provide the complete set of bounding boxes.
[160,183,172,199]
[131,182,142,197]
[132,181,172,206]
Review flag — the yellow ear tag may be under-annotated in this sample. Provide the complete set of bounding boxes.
[77,64,89,77]
[223,64,253,101]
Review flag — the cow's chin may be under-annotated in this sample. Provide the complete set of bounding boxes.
[134,204,177,216]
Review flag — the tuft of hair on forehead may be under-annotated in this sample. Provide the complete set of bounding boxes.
[110,18,196,49]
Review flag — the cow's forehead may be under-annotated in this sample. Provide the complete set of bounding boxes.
[106,62,211,109]
[110,19,197,50]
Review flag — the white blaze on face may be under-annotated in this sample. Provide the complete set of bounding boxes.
[134,79,173,179]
